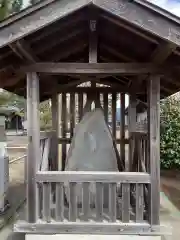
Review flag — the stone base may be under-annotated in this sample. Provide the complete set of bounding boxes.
[26,234,161,240]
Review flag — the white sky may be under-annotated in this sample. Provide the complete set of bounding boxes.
[149,0,180,16]
[23,0,180,16]
[116,95,129,109]
[23,0,29,8]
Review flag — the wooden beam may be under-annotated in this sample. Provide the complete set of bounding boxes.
[46,41,87,62]
[101,14,158,45]
[30,13,85,44]
[101,44,135,62]
[14,221,164,235]
[58,86,128,94]
[95,0,180,46]
[36,171,151,183]
[20,62,161,75]
[0,0,91,48]
[120,93,126,168]
[100,48,180,89]
[0,0,180,51]
[10,39,59,93]
[151,43,176,64]
[51,94,59,171]
[15,40,38,62]
[148,75,160,225]
[89,7,98,88]
[26,72,40,223]
[137,42,177,89]
[89,7,98,64]
[128,95,137,171]
[36,29,84,55]
[9,39,38,63]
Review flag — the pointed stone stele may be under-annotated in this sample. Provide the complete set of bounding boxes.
[65,108,119,207]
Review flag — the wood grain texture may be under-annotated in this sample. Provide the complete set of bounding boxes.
[51,94,59,170]
[122,183,130,222]
[61,93,67,171]
[128,95,137,171]
[15,220,159,235]
[95,0,180,45]
[0,0,91,48]
[96,183,103,221]
[21,62,161,75]
[78,93,83,121]
[112,93,116,139]
[69,182,77,221]
[36,171,151,183]
[136,183,144,222]
[42,183,51,222]
[82,182,90,220]
[26,72,40,223]
[109,183,116,222]
[55,183,64,221]
[148,75,160,225]
[70,93,75,138]
[120,93,125,169]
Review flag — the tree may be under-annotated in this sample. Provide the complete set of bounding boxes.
[0,0,23,21]
[0,90,25,110]
[39,100,52,130]
[11,0,23,14]
[160,96,180,169]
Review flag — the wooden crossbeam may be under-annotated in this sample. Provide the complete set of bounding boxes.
[20,62,161,75]
[151,43,176,64]
[10,39,58,93]
[136,43,177,92]
[135,43,176,87]
[30,13,85,44]
[9,39,37,63]
[36,28,84,55]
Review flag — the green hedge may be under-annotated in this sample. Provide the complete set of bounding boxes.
[160,97,180,169]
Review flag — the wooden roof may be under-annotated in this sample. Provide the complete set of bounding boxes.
[1,0,180,102]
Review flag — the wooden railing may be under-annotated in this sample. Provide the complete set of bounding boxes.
[36,171,150,224]
[15,171,166,235]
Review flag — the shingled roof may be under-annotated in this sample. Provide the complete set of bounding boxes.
[0,0,180,101]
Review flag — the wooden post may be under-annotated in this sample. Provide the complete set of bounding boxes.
[120,93,125,169]
[27,72,40,222]
[51,93,59,170]
[89,8,97,90]
[128,95,137,171]
[148,75,160,225]
[61,93,67,171]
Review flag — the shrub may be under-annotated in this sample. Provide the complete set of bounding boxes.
[160,97,180,169]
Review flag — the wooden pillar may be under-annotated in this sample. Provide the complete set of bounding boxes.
[148,75,160,225]
[128,95,137,171]
[120,93,125,169]
[26,72,40,222]
[89,8,97,91]
[61,93,67,171]
[51,94,59,170]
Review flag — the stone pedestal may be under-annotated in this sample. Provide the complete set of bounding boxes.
[0,115,9,214]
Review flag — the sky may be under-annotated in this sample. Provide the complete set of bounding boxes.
[23,0,31,8]
[149,0,180,16]
[22,1,180,16]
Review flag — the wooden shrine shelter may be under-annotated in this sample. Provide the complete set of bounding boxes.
[1,0,180,236]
